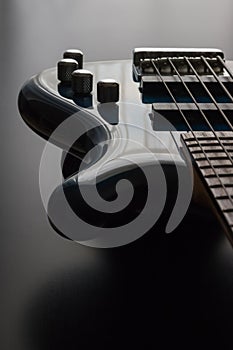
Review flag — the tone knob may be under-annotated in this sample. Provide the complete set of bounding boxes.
[57,58,78,83]
[97,79,119,103]
[63,49,83,69]
[72,69,93,94]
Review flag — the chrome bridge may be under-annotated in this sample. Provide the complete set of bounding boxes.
[133,48,225,81]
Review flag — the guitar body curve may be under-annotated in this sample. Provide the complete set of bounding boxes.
[18,54,233,247]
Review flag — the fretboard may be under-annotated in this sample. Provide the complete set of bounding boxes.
[181,131,233,243]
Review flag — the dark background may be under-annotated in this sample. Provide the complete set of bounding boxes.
[1,1,233,349]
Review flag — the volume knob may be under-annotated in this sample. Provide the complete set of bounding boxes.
[57,58,78,83]
[72,69,93,94]
[63,49,83,69]
[97,79,119,103]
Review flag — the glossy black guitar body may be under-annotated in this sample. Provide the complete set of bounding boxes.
[18,49,233,247]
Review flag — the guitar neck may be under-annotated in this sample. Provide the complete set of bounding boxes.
[181,131,233,244]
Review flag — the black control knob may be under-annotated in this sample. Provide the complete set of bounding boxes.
[97,79,119,103]
[57,58,78,83]
[63,49,83,69]
[72,69,93,95]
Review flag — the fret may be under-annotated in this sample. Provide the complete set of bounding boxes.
[200,167,233,177]
[185,140,233,147]
[211,186,233,198]
[152,102,233,111]
[192,152,232,160]
[206,176,233,187]
[196,159,232,168]
[217,199,233,211]
[182,131,233,139]
[189,145,233,153]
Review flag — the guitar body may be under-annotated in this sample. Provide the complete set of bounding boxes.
[18,51,233,247]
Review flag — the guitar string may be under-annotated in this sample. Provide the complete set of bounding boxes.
[201,56,233,104]
[217,55,233,80]
[185,57,233,135]
[169,57,233,167]
[150,58,233,205]
[186,55,233,231]
[168,57,233,205]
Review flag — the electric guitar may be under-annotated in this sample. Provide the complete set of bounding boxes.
[18,48,233,248]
